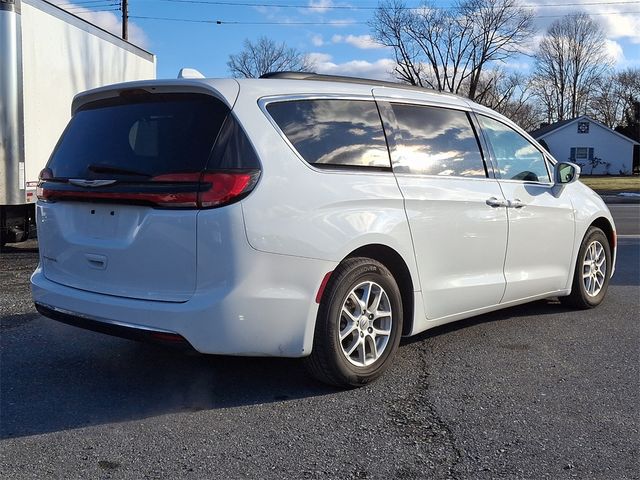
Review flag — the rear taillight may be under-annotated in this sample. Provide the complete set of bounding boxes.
[198,172,259,208]
[37,170,260,209]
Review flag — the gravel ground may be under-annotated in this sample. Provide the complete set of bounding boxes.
[0,240,40,331]
[0,237,638,480]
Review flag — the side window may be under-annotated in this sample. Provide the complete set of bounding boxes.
[266,99,390,169]
[478,115,550,183]
[387,103,486,178]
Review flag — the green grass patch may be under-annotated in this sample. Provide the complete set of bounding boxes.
[580,175,640,192]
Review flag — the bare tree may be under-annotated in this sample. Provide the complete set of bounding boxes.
[372,1,425,85]
[227,37,315,78]
[532,13,611,122]
[460,0,535,100]
[589,68,640,128]
[371,0,535,100]
[475,70,540,130]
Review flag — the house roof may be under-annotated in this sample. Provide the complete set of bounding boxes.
[529,115,639,145]
[529,118,575,138]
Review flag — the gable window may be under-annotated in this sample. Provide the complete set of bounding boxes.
[577,121,589,134]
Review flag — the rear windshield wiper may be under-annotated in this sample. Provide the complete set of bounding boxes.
[87,164,151,177]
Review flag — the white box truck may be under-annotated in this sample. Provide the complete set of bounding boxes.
[0,0,155,245]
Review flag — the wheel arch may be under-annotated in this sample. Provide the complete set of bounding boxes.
[343,244,415,336]
[590,216,616,251]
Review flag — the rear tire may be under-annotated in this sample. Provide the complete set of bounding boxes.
[560,226,611,309]
[304,257,403,388]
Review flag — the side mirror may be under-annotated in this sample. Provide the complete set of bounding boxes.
[555,162,580,185]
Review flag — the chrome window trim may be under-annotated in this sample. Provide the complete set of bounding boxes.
[376,96,473,113]
[495,178,554,187]
[393,172,502,183]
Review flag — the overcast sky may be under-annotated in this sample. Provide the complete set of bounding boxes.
[51,0,640,80]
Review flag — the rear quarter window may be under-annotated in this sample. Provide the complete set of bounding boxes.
[266,99,390,170]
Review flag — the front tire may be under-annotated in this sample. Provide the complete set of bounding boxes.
[304,257,403,387]
[560,226,612,309]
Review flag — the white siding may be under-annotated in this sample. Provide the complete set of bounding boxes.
[20,1,156,186]
[540,119,635,175]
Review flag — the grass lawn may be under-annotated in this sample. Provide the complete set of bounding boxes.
[579,175,640,192]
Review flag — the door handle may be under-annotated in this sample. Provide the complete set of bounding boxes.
[509,199,526,209]
[486,197,508,208]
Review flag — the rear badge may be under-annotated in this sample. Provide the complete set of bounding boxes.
[68,179,117,187]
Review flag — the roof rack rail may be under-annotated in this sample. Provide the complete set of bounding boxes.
[259,71,442,95]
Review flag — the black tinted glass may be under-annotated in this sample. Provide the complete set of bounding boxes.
[48,93,229,179]
[267,99,390,169]
[208,114,261,170]
[389,104,486,177]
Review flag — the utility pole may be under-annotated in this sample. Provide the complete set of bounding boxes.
[121,0,128,40]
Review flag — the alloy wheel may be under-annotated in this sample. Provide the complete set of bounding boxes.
[338,281,392,367]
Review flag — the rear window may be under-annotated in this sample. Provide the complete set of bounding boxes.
[47,93,231,180]
[266,99,390,170]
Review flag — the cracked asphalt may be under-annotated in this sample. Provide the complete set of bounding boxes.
[0,205,638,479]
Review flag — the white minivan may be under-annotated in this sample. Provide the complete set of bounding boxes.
[32,73,616,387]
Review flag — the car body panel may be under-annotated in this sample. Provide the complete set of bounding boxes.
[394,175,509,319]
[562,181,617,289]
[497,181,576,303]
[37,201,198,302]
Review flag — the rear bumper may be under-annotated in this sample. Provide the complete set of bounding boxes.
[31,246,336,357]
[35,303,195,349]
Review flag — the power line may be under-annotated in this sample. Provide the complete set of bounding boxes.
[130,9,640,25]
[536,9,640,16]
[67,7,122,12]
[130,15,366,24]
[55,0,121,7]
[65,8,122,14]
[156,0,640,10]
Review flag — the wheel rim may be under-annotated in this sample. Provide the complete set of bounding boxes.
[582,240,607,297]
[338,281,393,367]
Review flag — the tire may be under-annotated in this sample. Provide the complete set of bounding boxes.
[304,257,403,388]
[560,226,612,309]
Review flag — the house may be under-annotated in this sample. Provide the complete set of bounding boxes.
[529,115,639,175]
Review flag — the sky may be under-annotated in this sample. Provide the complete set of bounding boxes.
[51,0,640,80]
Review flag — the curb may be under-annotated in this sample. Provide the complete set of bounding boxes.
[597,194,640,205]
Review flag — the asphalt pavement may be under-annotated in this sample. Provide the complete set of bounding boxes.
[609,204,640,236]
[0,208,638,479]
